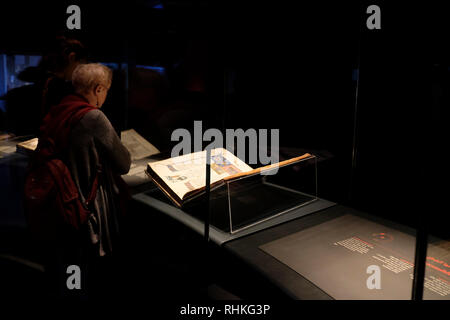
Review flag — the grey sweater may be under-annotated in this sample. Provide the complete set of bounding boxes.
[67,109,131,256]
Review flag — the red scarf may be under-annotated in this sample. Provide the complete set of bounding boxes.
[39,93,96,154]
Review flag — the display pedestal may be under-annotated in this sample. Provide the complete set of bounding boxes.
[134,154,332,244]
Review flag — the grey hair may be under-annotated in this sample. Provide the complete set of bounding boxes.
[72,63,112,93]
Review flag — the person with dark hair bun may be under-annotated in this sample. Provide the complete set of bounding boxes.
[4,36,88,135]
[37,36,88,80]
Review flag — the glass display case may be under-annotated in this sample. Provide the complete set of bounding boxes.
[187,154,318,234]
[139,153,320,236]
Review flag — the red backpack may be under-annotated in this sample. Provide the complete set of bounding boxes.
[24,96,98,243]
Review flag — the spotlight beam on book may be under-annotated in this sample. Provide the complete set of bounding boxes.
[145,147,312,208]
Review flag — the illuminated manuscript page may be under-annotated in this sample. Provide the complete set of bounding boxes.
[148,148,252,200]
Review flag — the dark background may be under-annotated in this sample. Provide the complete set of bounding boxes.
[0,0,450,302]
[0,1,448,232]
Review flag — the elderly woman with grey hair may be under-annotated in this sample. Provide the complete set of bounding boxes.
[67,63,131,257]
[37,63,131,298]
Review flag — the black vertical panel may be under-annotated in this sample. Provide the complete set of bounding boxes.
[428,2,450,238]
[352,2,430,227]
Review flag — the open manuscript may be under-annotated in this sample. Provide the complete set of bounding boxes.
[14,129,160,161]
[16,138,39,155]
[120,129,160,160]
[146,147,311,207]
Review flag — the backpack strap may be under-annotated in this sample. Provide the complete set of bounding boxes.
[39,94,97,153]
[39,94,100,212]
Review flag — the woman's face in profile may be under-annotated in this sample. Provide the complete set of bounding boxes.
[96,83,110,108]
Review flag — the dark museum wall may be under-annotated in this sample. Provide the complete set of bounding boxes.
[0,0,448,237]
